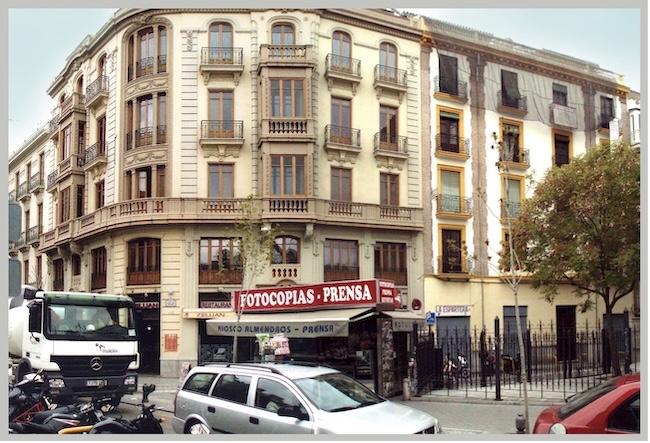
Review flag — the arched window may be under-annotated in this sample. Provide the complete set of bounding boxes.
[158,26,167,73]
[59,93,66,105]
[208,22,233,63]
[272,236,300,264]
[379,42,398,81]
[332,31,351,70]
[75,76,84,95]
[138,27,155,76]
[98,55,107,78]
[271,23,294,45]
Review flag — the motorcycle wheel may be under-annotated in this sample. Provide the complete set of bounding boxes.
[461,368,470,379]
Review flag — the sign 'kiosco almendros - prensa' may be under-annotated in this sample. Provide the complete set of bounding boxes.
[233,279,400,312]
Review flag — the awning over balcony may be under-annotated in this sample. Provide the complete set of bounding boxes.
[206,307,373,338]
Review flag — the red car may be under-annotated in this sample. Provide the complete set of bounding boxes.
[533,373,640,434]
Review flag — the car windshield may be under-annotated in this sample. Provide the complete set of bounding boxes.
[46,303,136,340]
[294,373,385,412]
[557,379,617,419]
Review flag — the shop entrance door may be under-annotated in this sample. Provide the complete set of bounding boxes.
[131,293,160,374]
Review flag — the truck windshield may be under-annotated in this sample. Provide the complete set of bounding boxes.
[46,303,136,340]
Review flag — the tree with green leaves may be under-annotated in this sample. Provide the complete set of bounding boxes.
[229,196,278,363]
[511,142,640,377]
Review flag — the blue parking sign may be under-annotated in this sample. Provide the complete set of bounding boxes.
[425,311,436,325]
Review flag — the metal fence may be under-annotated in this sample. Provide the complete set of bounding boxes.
[416,319,640,400]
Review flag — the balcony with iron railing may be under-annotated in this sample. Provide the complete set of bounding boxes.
[199,267,243,285]
[39,197,424,252]
[127,266,161,286]
[84,141,107,170]
[91,273,107,290]
[58,153,86,177]
[373,65,408,101]
[501,200,522,221]
[325,54,361,92]
[85,76,109,109]
[258,45,314,68]
[324,125,361,161]
[59,92,85,122]
[498,148,530,171]
[15,232,26,250]
[324,266,359,282]
[436,255,472,278]
[47,170,59,191]
[8,190,16,202]
[435,194,472,219]
[497,90,528,117]
[260,117,315,142]
[49,116,59,140]
[374,269,407,286]
[434,76,468,103]
[29,174,44,193]
[199,47,244,84]
[158,55,167,74]
[157,125,167,144]
[26,225,41,245]
[17,181,30,201]
[136,57,155,78]
[199,120,243,157]
[373,133,408,165]
[434,133,471,160]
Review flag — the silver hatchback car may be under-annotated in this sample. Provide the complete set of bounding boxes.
[172,362,440,435]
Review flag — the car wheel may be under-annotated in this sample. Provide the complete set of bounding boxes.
[187,421,210,435]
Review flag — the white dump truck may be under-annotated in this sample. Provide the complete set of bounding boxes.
[9,286,140,404]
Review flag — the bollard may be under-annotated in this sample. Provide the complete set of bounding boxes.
[515,414,526,434]
[403,378,411,401]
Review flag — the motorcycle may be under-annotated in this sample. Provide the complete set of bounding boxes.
[88,384,164,434]
[8,397,110,434]
[8,369,52,423]
[443,354,470,380]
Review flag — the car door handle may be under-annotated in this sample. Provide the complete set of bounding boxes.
[249,417,259,425]
[207,406,215,413]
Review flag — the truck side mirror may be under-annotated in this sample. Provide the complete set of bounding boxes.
[28,303,42,334]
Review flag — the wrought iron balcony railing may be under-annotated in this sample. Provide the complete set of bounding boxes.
[437,256,472,275]
[17,181,30,200]
[200,120,243,139]
[374,65,407,87]
[158,55,167,73]
[498,90,527,112]
[85,141,106,165]
[157,125,167,144]
[435,133,471,156]
[134,127,154,148]
[501,201,522,219]
[29,174,44,192]
[136,57,154,78]
[325,125,361,147]
[201,47,243,65]
[373,133,408,153]
[435,194,472,215]
[26,225,41,244]
[434,76,468,99]
[499,148,530,166]
[325,54,361,77]
[86,76,108,102]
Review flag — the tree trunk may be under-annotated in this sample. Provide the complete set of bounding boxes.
[604,305,622,376]
[232,311,240,363]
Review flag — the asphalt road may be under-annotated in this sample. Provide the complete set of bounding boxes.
[115,389,551,435]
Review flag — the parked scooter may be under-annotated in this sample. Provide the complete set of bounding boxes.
[88,384,164,434]
[443,354,470,380]
[8,398,109,434]
[8,369,52,423]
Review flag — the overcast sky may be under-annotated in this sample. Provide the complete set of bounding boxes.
[8,8,641,154]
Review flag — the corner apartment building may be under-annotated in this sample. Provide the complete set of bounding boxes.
[418,16,638,335]
[12,9,427,376]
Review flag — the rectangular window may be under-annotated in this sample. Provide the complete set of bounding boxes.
[36,256,42,286]
[438,54,458,95]
[379,105,398,148]
[96,180,105,209]
[39,153,44,180]
[504,177,522,218]
[600,96,614,127]
[126,171,132,200]
[271,155,305,196]
[136,167,152,198]
[270,79,304,117]
[501,70,520,107]
[440,169,462,212]
[554,132,571,166]
[26,163,32,183]
[137,95,154,146]
[157,94,166,143]
[330,98,351,144]
[501,120,523,162]
[128,239,161,273]
[157,165,165,197]
[324,239,359,282]
[37,204,43,231]
[380,173,399,206]
[60,187,70,223]
[374,242,407,285]
[439,110,460,152]
[330,167,351,202]
[98,115,107,149]
[209,91,234,121]
[23,259,29,285]
[78,121,86,154]
[53,259,64,290]
[72,254,81,276]
[208,164,234,199]
[199,238,242,284]
[441,228,463,273]
[91,247,107,290]
[24,210,30,231]
[552,83,568,107]
[62,125,72,160]
[76,185,84,217]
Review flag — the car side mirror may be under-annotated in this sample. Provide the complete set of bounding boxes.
[277,405,309,421]
[28,303,42,334]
